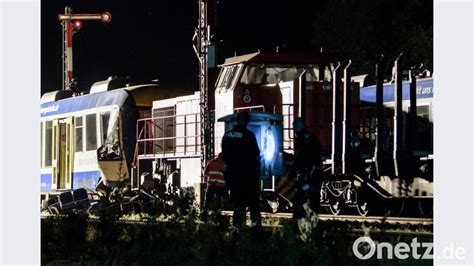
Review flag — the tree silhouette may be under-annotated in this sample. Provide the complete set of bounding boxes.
[310,0,432,75]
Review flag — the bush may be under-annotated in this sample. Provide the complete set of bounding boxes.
[42,192,433,265]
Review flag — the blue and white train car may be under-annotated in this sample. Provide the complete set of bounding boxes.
[360,77,433,118]
[40,89,138,197]
[358,77,434,198]
[359,77,433,153]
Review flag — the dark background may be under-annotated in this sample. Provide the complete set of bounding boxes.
[41,0,433,94]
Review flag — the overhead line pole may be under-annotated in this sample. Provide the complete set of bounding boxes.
[194,0,217,182]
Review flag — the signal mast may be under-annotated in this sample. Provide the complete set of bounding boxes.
[58,6,112,90]
[193,0,217,181]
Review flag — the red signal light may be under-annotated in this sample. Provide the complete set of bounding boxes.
[73,20,82,30]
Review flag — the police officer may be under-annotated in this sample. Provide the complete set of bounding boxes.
[222,111,262,232]
[291,117,322,218]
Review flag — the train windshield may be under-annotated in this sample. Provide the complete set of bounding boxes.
[239,64,322,85]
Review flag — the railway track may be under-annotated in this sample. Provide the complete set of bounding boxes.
[318,214,432,225]
[41,211,432,226]
[41,210,432,228]
[41,212,433,237]
[221,211,433,225]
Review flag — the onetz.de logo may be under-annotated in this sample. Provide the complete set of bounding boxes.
[352,237,466,260]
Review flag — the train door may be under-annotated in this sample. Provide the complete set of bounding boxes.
[51,118,74,190]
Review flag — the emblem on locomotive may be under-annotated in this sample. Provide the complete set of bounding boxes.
[243,88,252,103]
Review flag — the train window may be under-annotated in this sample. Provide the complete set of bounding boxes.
[138,107,152,119]
[305,66,320,81]
[153,107,175,153]
[44,121,52,167]
[75,116,83,152]
[222,65,237,88]
[417,105,430,121]
[230,64,243,88]
[153,107,175,118]
[408,105,431,121]
[53,125,57,161]
[240,65,267,84]
[323,66,332,81]
[86,114,97,151]
[216,67,227,88]
[40,122,43,167]
[100,112,110,144]
[240,64,313,85]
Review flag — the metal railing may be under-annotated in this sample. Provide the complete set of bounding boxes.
[133,113,201,163]
[234,105,265,112]
[273,103,295,152]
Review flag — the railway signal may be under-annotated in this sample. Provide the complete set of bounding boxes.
[58,6,112,90]
[58,11,112,23]
[72,21,83,32]
[193,0,217,182]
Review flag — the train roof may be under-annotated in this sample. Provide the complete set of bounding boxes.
[40,90,75,104]
[40,89,130,118]
[220,51,334,67]
[360,77,433,103]
[152,91,200,110]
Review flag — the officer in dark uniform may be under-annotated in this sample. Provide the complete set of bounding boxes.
[221,111,262,231]
[291,117,322,219]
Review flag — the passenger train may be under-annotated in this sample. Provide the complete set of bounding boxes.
[40,88,137,193]
[40,78,188,204]
[40,52,433,216]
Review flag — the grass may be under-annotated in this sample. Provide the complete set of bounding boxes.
[42,191,433,265]
[42,208,433,265]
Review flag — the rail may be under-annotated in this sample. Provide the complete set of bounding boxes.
[220,211,433,226]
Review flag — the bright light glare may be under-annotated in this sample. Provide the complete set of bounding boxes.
[74,21,82,28]
[263,127,275,162]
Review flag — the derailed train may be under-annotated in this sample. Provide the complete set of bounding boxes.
[40,52,433,216]
[40,78,185,212]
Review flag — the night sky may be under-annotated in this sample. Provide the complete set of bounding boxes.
[41,0,318,94]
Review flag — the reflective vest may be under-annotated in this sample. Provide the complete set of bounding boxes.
[205,157,226,188]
